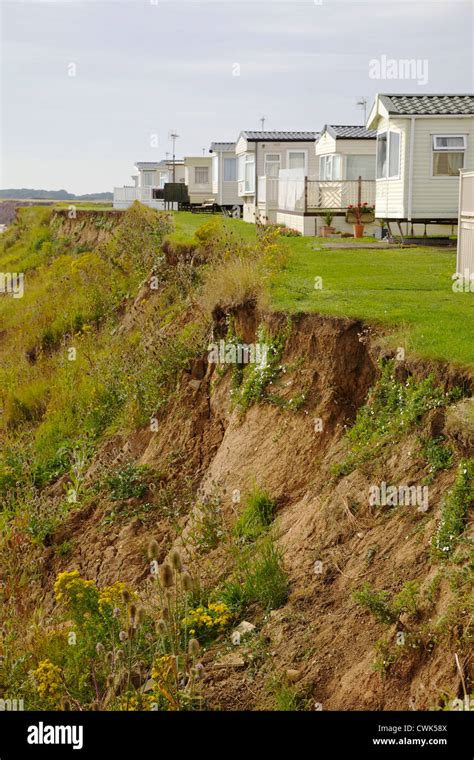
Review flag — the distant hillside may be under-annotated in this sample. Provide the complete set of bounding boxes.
[0,188,113,201]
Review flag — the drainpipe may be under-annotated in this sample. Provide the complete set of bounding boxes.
[254,141,259,219]
[407,116,416,229]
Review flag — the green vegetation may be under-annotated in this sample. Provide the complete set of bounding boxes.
[267,675,307,710]
[232,321,289,411]
[186,493,225,553]
[0,204,205,514]
[332,360,463,476]
[106,463,150,501]
[352,583,396,624]
[225,319,305,413]
[0,548,232,711]
[373,637,402,680]
[431,460,474,558]
[353,580,421,625]
[221,535,289,613]
[420,435,454,481]
[234,486,277,541]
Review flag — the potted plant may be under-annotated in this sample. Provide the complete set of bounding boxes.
[347,202,374,237]
[320,211,335,237]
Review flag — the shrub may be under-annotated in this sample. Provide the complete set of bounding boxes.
[234,486,277,541]
[352,583,396,624]
[198,223,286,315]
[107,201,174,274]
[106,463,149,501]
[348,363,452,450]
[32,659,63,708]
[200,256,262,313]
[187,493,225,553]
[392,581,421,618]
[420,436,454,480]
[194,218,223,245]
[354,580,422,626]
[182,601,232,640]
[262,223,302,238]
[3,550,217,711]
[373,638,400,680]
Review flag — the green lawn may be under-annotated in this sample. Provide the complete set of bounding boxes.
[169,212,472,368]
[173,210,258,241]
[271,237,473,368]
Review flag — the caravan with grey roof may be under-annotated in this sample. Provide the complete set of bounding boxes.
[367,94,474,237]
[276,125,377,236]
[235,130,319,224]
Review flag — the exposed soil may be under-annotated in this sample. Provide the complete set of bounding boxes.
[30,292,473,711]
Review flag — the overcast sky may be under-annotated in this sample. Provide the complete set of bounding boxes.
[1,0,473,194]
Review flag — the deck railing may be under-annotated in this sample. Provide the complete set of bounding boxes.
[278,176,376,212]
[113,186,176,210]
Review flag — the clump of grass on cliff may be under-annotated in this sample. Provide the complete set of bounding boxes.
[221,535,289,613]
[234,486,277,541]
[198,223,287,316]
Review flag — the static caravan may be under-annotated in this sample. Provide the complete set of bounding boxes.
[155,158,186,187]
[209,142,242,216]
[367,94,474,236]
[113,160,185,209]
[235,131,318,224]
[209,142,241,213]
[277,125,376,236]
[183,156,215,205]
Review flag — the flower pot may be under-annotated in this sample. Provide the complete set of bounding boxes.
[353,224,364,238]
[321,225,336,237]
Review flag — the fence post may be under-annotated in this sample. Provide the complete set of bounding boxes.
[304,176,308,213]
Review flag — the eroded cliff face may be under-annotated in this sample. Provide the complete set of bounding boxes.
[51,209,123,248]
[32,295,473,711]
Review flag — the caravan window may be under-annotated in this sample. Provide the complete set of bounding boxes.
[376,133,387,178]
[223,157,237,181]
[288,151,306,172]
[195,167,209,184]
[319,154,342,180]
[238,153,255,192]
[346,155,376,180]
[142,171,154,187]
[376,131,400,179]
[264,153,281,177]
[432,135,466,176]
[389,132,400,178]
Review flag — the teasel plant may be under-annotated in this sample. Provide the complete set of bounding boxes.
[146,540,204,710]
